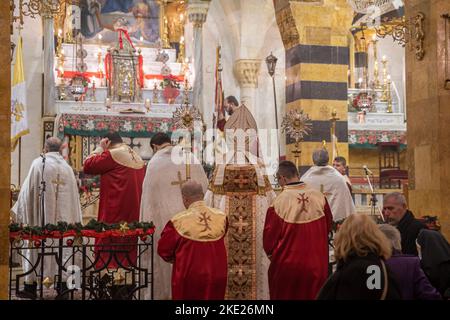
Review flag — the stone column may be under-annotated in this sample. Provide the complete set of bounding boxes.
[405,0,450,239]
[0,0,11,299]
[234,59,261,114]
[42,11,56,116]
[187,0,210,114]
[273,0,353,174]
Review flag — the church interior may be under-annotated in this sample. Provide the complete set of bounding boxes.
[1,0,450,301]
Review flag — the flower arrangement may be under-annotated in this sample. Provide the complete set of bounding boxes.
[160,74,181,90]
[70,72,91,101]
[160,74,181,104]
[352,91,374,112]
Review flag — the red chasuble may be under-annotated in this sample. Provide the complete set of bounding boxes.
[158,200,228,300]
[263,182,332,300]
[83,144,146,269]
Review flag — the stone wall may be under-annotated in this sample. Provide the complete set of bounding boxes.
[405,0,450,239]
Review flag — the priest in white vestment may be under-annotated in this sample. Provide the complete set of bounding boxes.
[301,149,356,221]
[139,133,209,299]
[205,102,276,300]
[11,137,82,297]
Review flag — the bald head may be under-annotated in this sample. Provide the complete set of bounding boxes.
[312,149,329,166]
[181,180,205,208]
[44,137,62,153]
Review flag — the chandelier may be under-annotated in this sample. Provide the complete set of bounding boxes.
[355,12,425,60]
[10,0,67,31]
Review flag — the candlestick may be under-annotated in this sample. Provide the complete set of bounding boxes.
[91,79,97,102]
[381,56,389,101]
[386,75,393,113]
[152,82,159,103]
[145,98,151,112]
[105,97,111,111]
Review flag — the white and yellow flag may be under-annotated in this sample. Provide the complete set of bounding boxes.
[11,36,29,151]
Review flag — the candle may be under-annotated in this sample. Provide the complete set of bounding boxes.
[382,55,387,62]
[98,34,103,41]
[58,29,62,37]
[180,36,185,44]
[140,36,144,42]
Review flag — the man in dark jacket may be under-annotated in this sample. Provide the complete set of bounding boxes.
[383,192,425,255]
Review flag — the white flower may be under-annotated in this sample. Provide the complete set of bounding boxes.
[159,122,169,132]
[123,121,133,132]
[85,120,95,131]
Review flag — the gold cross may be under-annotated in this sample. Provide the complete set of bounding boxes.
[198,212,212,232]
[233,215,249,235]
[171,171,187,190]
[52,173,65,202]
[297,193,309,213]
[233,174,249,189]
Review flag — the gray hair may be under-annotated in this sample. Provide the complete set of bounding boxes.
[44,137,62,153]
[312,149,329,166]
[379,224,402,252]
[181,180,204,200]
[384,192,407,206]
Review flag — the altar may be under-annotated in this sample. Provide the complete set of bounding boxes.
[52,35,192,168]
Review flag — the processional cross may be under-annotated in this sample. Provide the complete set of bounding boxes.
[171,171,188,190]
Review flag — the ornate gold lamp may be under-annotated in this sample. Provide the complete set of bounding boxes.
[172,101,203,180]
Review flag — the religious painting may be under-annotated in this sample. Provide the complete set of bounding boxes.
[79,0,161,45]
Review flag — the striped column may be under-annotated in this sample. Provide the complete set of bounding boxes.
[274,0,353,175]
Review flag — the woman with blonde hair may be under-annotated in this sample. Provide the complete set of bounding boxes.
[317,214,402,300]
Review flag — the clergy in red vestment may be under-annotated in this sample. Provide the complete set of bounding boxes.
[264,161,332,300]
[83,132,146,269]
[158,181,228,300]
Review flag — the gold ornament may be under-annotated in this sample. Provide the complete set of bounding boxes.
[172,103,203,131]
[119,222,130,234]
[281,109,312,143]
[42,277,54,289]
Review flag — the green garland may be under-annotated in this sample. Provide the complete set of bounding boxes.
[9,219,154,236]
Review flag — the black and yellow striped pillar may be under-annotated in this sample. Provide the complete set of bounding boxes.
[274,0,353,175]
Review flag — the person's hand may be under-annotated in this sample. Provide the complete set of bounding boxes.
[100,138,111,150]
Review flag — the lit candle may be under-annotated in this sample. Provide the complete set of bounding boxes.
[98,34,103,41]
[382,55,387,62]
[387,75,391,81]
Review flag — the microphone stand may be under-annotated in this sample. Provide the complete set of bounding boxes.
[39,153,47,298]
[364,168,384,222]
